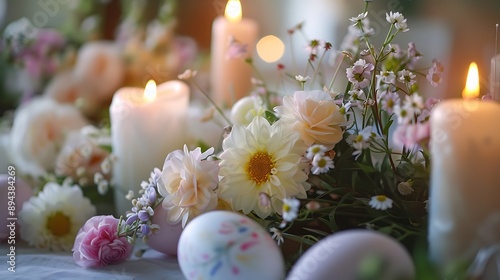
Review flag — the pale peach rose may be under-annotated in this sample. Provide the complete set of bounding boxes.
[55,129,111,185]
[274,90,346,149]
[10,98,88,177]
[43,72,102,118]
[72,41,124,103]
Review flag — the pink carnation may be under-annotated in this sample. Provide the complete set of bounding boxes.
[72,215,133,268]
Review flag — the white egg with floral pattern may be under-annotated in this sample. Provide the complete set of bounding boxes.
[177,211,285,280]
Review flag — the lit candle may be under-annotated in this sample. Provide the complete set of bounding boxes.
[490,54,500,101]
[490,24,499,101]
[210,0,258,108]
[110,80,190,216]
[429,62,500,270]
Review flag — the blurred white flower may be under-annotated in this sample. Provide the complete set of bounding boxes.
[19,182,96,251]
[10,98,88,177]
[230,95,266,126]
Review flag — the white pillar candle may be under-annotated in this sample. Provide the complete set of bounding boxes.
[429,63,500,270]
[210,0,258,108]
[110,80,189,216]
[490,54,500,101]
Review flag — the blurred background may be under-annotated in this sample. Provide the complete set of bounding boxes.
[0,0,499,114]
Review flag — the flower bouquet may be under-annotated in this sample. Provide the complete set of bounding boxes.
[73,1,446,278]
[1,0,477,279]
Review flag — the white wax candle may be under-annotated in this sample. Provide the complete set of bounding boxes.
[110,80,189,216]
[429,100,500,267]
[210,0,258,108]
[490,54,500,101]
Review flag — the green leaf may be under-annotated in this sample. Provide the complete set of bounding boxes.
[383,118,394,137]
[264,110,278,124]
[303,227,330,237]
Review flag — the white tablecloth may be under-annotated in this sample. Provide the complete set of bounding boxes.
[0,240,185,279]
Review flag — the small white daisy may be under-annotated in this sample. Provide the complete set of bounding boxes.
[398,69,417,85]
[349,12,368,25]
[403,93,425,115]
[394,104,414,125]
[346,126,374,158]
[306,144,328,160]
[19,182,96,251]
[377,70,396,85]
[282,197,301,222]
[369,195,394,210]
[311,154,335,175]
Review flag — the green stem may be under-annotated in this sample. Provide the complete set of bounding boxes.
[328,54,346,91]
[191,79,232,127]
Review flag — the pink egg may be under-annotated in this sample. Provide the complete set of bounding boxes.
[0,174,33,242]
[287,229,415,280]
[146,204,183,256]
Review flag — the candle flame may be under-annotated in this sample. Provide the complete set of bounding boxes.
[462,62,480,99]
[144,80,157,101]
[225,0,242,23]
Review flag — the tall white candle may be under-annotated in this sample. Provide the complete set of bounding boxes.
[210,0,258,108]
[490,54,500,101]
[429,63,500,270]
[110,80,189,216]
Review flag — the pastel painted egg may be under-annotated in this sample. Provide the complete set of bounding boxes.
[0,174,33,242]
[146,204,183,256]
[178,211,285,280]
[287,230,415,280]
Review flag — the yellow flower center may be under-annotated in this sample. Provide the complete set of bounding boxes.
[246,151,275,185]
[317,158,327,168]
[46,211,71,236]
[283,204,290,212]
[376,195,387,202]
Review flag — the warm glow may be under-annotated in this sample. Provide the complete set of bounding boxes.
[257,35,285,63]
[225,0,242,23]
[462,62,480,99]
[144,80,157,101]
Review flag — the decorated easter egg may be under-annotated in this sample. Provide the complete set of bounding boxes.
[287,229,415,280]
[146,204,183,256]
[0,174,33,241]
[178,211,285,280]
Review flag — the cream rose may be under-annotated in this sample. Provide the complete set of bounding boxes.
[274,90,346,149]
[10,98,88,177]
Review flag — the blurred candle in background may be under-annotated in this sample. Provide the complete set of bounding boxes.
[210,0,258,108]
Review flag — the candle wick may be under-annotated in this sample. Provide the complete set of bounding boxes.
[495,24,499,101]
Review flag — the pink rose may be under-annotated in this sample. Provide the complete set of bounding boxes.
[72,215,133,268]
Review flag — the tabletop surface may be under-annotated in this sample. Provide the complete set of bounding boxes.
[0,240,185,280]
